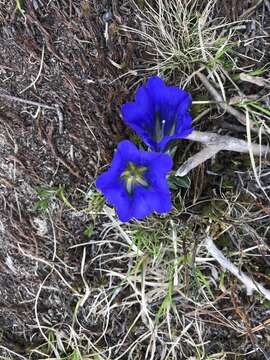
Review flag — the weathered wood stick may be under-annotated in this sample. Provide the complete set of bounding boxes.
[176,130,269,176]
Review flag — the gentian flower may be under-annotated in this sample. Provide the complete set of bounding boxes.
[96,140,173,222]
[121,76,193,152]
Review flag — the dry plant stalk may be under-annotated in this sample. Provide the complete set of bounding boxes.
[205,236,270,301]
[0,92,56,110]
[0,92,63,132]
[176,130,269,176]
[196,72,257,129]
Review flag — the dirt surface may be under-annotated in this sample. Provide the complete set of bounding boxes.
[1,1,270,359]
[0,0,139,356]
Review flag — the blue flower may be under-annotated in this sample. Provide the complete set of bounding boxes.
[121,76,193,152]
[96,140,173,222]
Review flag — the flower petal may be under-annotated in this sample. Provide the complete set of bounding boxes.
[147,152,173,174]
[176,112,193,133]
[129,187,153,220]
[130,186,172,220]
[121,94,152,130]
[116,139,140,162]
[96,140,173,222]
[97,179,133,222]
[121,86,156,147]
[146,189,172,214]
[121,76,193,152]
[145,76,191,125]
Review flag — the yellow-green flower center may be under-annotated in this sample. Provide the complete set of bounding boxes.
[121,162,148,194]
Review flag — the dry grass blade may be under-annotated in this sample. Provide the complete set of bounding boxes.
[196,72,261,131]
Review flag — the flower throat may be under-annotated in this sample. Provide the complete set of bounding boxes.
[121,162,148,194]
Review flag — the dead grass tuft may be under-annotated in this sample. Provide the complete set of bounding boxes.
[122,0,236,85]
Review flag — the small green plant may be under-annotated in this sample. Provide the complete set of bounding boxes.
[232,64,269,80]
[84,225,94,237]
[237,100,270,119]
[68,351,81,360]
[133,228,162,257]
[15,0,25,15]
[33,185,72,211]
[206,38,234,69]
[33,186,61,211]
[168,173,190,190]
[155,267,174,323]
[85,189,105,213]
[193,267,214,300]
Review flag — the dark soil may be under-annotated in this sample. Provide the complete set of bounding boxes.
[0,0,139,357]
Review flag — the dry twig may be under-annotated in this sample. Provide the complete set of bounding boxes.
[19,45,45,94]
[0,92,64,131]
[176,130,269,176]
[196,72,258,130]
[205,236,270,300]
[0,92,56,110]
[239,0,264,19]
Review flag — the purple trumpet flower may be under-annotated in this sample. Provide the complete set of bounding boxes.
[96,140,173,222]
[121,76,193,152]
